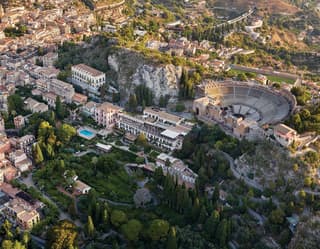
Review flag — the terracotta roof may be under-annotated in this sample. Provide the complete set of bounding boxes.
[75,180,91,192]
[144,108,182,124]
[0,183,20,198]
[72,64,105,77]
[274,124,296,135]
[17,209,39,222]
[97,102,122,113]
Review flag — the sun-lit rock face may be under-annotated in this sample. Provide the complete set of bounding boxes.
[108,51,182,103]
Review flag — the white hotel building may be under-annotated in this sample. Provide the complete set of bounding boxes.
[71,64,106,95]
[116,108,193,151]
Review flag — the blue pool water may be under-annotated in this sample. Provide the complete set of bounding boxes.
[79,129,94,137]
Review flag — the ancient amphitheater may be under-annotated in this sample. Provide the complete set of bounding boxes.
[198,81,296,125]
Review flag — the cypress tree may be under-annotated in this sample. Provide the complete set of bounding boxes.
[33,143,44,165]
[198,206,208,224]
[213,183,220,203]
[94,202,100,225]
[128,94,138,112]
[191,198,200,222]
[55,96,64,119]
[216,219,228,248]
[102,207,108,225]
[86,216,95,238]
[166,227,178,249]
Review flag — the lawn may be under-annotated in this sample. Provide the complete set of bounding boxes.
[67,148,138,203]
[266,75,296,84]
[99,170,136,203]
[229,69,296,84]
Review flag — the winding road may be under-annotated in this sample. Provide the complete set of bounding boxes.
[19,173,83,227]
[220,151,264,191]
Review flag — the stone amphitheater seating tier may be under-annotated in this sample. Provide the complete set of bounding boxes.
[206,84,293,125]
[248,89,263,98]
[233,105,241,113]
[220,87,234,95]
[234,87,249,96]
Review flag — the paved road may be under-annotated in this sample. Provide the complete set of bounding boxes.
[31,235,45,249]
[294,189,320,197]
[230,64,300,82]
[248,208,266,225]
[99,197,133,207]
[74,149,98,157]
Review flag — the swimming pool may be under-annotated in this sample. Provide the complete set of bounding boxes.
[80,129,94,137]
[78,128,96,140]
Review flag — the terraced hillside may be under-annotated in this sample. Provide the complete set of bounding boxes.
[209,0,299,14]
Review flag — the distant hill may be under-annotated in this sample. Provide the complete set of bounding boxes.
[209,0,300,14]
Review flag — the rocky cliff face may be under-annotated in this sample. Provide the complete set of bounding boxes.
[108,50,182,103]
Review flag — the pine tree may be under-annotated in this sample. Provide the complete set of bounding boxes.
[166,226,178,249]
[86,216,95,238]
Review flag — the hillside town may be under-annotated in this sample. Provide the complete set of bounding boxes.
[0,0,320,248]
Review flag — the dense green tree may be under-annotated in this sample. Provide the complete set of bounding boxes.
[57,124,76,144]
[7,94,23,115]
[269,209,285,225]
[136,133,148,147]
[176,225,216,249]
[175,103,186,112]
[204,210,220,241]
[135,85,153,106]
[148,219,170,241]
[0,220,13,240]
[121,219,142,242]
[111,210,127,227]
[179,68,194,99]
[216,219,229,248]
[46,220,78,249]
[1,240,26,249]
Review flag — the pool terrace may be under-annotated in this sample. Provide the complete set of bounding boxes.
[77,127,97,140]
